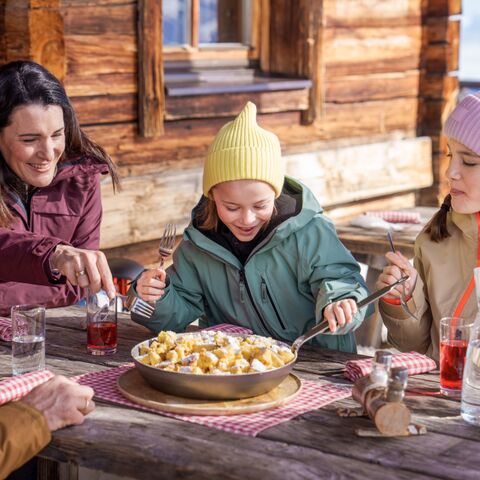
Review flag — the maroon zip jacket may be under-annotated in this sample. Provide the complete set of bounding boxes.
[0,157,109,315]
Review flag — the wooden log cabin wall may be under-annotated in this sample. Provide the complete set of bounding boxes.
[0,0,460,267]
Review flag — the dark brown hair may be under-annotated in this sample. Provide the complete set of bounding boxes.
[425,194,452,242]
[0,60,119,227]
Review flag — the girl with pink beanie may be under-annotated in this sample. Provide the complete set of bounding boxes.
[376,94,480,361]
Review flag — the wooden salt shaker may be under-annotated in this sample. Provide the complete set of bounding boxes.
[352,350,392,406]
[365,366,411,436]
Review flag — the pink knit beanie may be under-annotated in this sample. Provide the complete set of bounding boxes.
[444,94,480,155]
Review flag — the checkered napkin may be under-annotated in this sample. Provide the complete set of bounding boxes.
[0,370,55,405]
[76,365,351,437]
[0,316,12,342]
[202,324,253,334]
[344,352,437,382]
[365,211,421,224]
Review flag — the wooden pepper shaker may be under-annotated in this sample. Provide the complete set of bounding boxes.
[365,366,411,436]
[352,350,392,405]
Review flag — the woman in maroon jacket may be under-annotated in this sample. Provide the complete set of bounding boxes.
[0,60,120,314]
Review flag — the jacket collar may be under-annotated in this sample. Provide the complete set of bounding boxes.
[185,176,323,265]
[450,210,478,240]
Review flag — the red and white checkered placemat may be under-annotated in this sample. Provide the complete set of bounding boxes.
[76,365,351,437]
[0,369,54,405]
[365,211,421,224]
[203,324,253,334]
[0,316,12,342]
[344,352,437,382]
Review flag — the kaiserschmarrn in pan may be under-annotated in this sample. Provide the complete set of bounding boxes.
[136,330,295,374]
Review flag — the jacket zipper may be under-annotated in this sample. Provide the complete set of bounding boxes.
[239,269,275,337]
[261,280,287,330]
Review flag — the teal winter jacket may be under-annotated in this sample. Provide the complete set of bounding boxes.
[131,177,371,353]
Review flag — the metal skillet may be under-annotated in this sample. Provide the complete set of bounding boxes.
[132,276,409,400]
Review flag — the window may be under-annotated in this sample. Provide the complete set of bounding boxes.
[137,0,317,137]
[163,0,251,48]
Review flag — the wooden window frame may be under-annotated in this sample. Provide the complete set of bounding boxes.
[138,0,319,138]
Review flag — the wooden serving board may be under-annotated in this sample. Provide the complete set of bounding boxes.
[117,369,302,415]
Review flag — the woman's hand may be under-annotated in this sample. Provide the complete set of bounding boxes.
[323,298,358,333]
[49,245,115,299]
[136,268,167,302]
[376,251,418,300]
[20,375,95,431]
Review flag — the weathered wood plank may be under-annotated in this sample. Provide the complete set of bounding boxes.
[4,1,30,61]
[61,2,135,35]
[65,34,136,76]
[39,404,434,480]
[98,137,432,249]
[65,72,136,97]
[325,71,419,103]
[61,0,135,6]
[420,73,458,100]
[427,0,461,16]
[165,89,310,120]
[324,25,422,76]
[316,98,419,139]
[324,0,424,27]
[262,407,480,480]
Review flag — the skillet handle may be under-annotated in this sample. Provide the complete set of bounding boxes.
[291,320,330,354]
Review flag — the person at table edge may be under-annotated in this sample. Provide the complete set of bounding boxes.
[0,60,118,315]
[376,93,480,361]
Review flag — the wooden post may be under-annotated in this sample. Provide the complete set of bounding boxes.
[265,0,322,125]
[138,0,165,137]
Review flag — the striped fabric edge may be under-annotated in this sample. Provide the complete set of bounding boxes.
[0,369,54,405]
[202,324,253,334]
[365,211,421,224]
[344,352,437,382]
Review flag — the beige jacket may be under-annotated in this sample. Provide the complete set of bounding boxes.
[0,401,51,478]
[380,211,478,362]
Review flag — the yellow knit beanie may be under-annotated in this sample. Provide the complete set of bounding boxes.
[203,102,285,197]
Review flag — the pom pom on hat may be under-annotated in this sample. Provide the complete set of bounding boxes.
[444,94,480,155]
[203,102,285,197]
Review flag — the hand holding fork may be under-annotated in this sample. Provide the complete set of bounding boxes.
[126,224,176,319]
[376,231,419,317]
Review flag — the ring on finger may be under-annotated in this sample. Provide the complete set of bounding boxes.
[75,269,87,277]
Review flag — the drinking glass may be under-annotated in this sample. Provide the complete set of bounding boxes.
[87,291,117,355]
[440,316,474,397]
[11,304,46,376]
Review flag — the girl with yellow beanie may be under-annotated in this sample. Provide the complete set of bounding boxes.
[131,102,371,353]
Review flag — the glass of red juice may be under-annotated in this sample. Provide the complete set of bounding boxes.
[87,291,117,355]
[439,316,474,397]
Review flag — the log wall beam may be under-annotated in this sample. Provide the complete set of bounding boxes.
[137,0,164,137]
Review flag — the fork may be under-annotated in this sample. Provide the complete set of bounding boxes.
[386,231,419,320]
[125,224,177,319]
[158,223,176,267]
[123,294,155,318]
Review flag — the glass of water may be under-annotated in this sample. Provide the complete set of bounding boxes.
[11,304,46,376]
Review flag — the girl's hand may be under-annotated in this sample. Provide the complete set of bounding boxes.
[50,245,115,299]
[136,268,167,302]
[376,251,418,300]
[323,298,358,333]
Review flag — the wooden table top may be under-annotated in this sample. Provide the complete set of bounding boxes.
[335,207,437,258]
[1,306,479,480]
